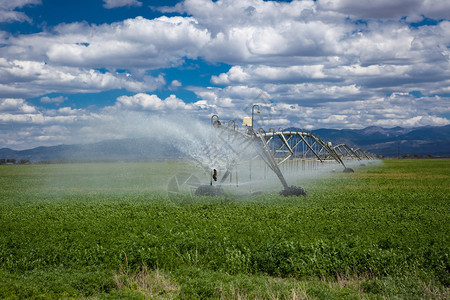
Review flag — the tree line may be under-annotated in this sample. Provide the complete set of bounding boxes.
[0,159,31,165]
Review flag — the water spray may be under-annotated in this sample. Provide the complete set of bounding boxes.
[192,106,376,197]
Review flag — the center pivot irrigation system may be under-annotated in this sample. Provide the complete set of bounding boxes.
[194,105,377,197]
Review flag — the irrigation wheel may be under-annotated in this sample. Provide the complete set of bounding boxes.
[167,173,201,203]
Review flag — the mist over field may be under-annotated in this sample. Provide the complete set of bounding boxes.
[2,123,449,163]
[0,159,448,298]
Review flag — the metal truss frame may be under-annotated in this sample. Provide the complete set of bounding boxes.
[207,114,376,192]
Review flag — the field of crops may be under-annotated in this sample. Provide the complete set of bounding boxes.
[0,159,449,299]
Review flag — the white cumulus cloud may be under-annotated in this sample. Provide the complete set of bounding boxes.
[103,0,142,9]
[40,96,68,105]
[116,93,192,111]
[0,0,41,23]
[318,0,450,20]
[0,0,449,149]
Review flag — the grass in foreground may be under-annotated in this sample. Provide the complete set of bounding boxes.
[0,159,449,299]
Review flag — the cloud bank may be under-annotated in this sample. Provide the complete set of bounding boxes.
[0,0,449,149]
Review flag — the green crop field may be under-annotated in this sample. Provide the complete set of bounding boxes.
[0,159,449,299]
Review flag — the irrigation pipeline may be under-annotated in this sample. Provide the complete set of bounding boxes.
[200,114,377,197]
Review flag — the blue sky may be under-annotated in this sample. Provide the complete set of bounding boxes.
[0,0,449,149]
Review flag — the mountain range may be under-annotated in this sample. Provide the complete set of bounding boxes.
[313,124,450,157]
[1,125,449,163]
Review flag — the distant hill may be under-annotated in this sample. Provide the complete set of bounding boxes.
[1,125,449,162]
[0,138,182,163]
[312,125,450,157]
